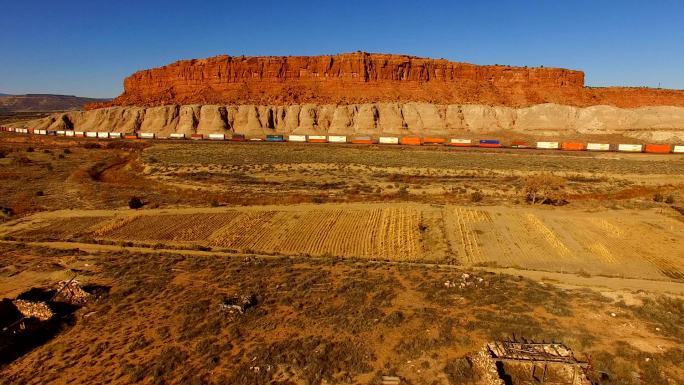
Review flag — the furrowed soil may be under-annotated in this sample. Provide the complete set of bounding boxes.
[1,133,683,385]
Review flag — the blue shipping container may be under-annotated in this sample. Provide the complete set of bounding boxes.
[479,139,500,144]
[266,135,285,142]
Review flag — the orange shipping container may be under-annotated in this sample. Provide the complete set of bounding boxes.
[644,144,671,153]
[479,143,502,148]
[400,137,421,145]
[423,137,446,145]
[561,142,585,151]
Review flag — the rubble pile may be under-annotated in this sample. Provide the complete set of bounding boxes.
[53,280,92,305]
[471,348,505,385]
[220,294,257,315]
[13,300,54,321]
[444,273,486,290]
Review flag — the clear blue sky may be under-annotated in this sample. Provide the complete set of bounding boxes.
[1,0,683,98]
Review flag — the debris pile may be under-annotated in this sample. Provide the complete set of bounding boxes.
[220,294,257,315]
[13,300,53,321]
[444,273,485,290]
[53,280,92,305]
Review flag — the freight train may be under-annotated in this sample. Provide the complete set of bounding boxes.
[1,126,683,154]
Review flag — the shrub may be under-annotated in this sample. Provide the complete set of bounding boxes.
[26,147,34,152]
[653,192,664,202]
[470,191,483,202]
[128,197,144,209]
[63,148,71,154]
[665,195,675,204]
[0,150,6,158]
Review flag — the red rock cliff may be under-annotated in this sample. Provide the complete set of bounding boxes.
[100,52,684,109]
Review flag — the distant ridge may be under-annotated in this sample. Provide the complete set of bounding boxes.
[0,94,111,113]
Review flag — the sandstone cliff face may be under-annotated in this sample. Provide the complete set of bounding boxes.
[25,103,684,142]
[95,53,684,109]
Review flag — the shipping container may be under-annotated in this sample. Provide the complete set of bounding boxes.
[96,132,108,138]
[617,144,643,152]
[561,142,585,151]
[65,130,75,137]
[249,138,263,141]
[328,135,348,143]
[673,145,684,153]
[109,132,122,139]
[288,135,307,142]
[644,144,671,154]
[85,132,97,138]
[169,133,186,139]
[423,137,446,145]
[208,133,226,141]
[37,130,47,135]
[510,140,531,148]
[586,143,610,151]
[139,132,155,139]
[307,135,328,143]
[56,130,66,136]
[266,135,286,142]
[351,136,373,144]
[74,131,85,137]
[536,141,559,149]
[447,138,472,147]
[379,136,399,144]
[479,139,502,148]
[190,134,204,140]
[399,136,421,145]
[7,127,15,132]
[231,133,246,141]
[124,133,138,139]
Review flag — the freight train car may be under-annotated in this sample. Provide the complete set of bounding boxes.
[351,136,373,144]
[561,142,585,151]
[328,135,347,143]
[479,139,502,148]
[423,137,446,145]
[266,134,286,142]
[288,135,306,142]
[307,135,328,143]
[617,144,643,152]
[399,136,421,145]
[587,143,610,151]
[644,144,671,154]
[379,137,399,144]
[536,141,559,150]
[447,139,472,147]
[673,145,684,153]
[208,133,226,141]
[170,133,186,139]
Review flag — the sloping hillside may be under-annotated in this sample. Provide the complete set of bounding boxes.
[0,94,110,113]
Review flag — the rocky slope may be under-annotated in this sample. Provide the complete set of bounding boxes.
[21,102,684,142]
[95,52,684,109]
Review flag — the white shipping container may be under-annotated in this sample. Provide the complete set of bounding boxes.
[74,131,84,136]
[379,136,399,144]
[86,132,97,138]
[617,144,643,152]
[208,133,225,140]
[307,135,327,141]
[672,145,684,153]
[97,132,109,138]
[56,130,66,136]
[449,138,472,144]
[169,133,186,139]
[139,132,155,139]
[586,143,610,151]
[65,130,75,137]
[37,130,48,135]
[536,141,559,149]
[328,135,347,143]
[7,127,15,132]
[288,135,307,142]
[109,132,122,139]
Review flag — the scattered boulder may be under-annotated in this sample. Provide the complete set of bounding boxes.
[220,294,257,315]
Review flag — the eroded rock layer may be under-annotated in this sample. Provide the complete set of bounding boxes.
[23,103,684,142]
[96,53,684,109]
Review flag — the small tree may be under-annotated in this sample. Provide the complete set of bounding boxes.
[523,173,568,205]
[128,196,144,209]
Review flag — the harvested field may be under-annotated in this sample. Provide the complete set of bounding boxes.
[3,203,683,280]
